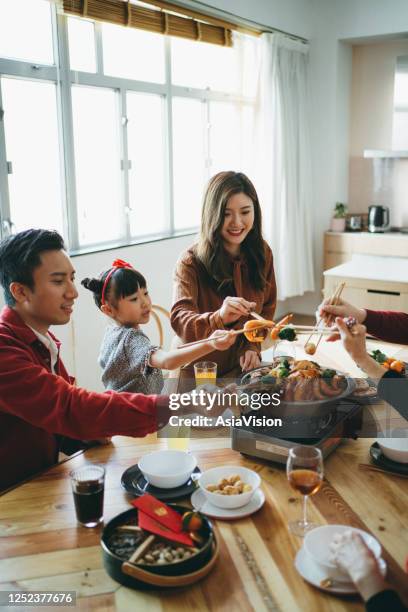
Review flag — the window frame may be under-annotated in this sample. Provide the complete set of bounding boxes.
[0,4,255,252]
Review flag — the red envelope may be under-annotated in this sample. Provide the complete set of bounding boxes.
[131,494,183,533]
[138,511,194,546]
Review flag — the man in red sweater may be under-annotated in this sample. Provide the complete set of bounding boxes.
[0,230,233,491]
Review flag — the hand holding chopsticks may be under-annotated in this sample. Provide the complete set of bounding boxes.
[304,282,346,354]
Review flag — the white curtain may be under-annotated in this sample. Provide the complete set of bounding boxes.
[255,32,315,300]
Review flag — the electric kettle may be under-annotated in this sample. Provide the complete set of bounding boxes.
[368,205,390,232]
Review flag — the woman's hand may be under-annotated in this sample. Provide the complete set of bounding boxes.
[330,531,385,601]
[335,317,387,378]
[317,297,366,328]
[207,330,236,351]
[240,349,261,372]
[219,297,256,325]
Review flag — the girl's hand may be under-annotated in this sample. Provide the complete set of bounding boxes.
[220,297,256,325]
[240,349,261,372]
[208,330,236,351]
[317,297,366,328]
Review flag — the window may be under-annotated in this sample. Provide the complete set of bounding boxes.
[71,86,123,246]
[0,1,259,251]
[172,97,206,230]
[0,0,54,65]
[1,77,64,234]
[102,23,165,83]
[127,92,167,237]
[67,17,96,74]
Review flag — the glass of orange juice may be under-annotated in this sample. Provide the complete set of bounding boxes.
[166,425,191,452]
[194,361,217,387]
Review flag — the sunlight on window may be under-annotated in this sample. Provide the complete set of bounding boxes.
[102,23,165,83]
[0,0,53,64]
[171,37,238,93]
[67,17,96,73]
[127,92,167,237]
[71,86,123,246]
[2,78,63,234]
[172,98,206,230]
[209,102,241,175]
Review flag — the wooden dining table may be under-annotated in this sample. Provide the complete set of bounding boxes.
[1,337,408,611]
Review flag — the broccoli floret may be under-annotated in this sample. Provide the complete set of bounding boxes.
[370,350,387,364]
[277,367,290,378]
[278,326,297,341]
[322,369,336,379]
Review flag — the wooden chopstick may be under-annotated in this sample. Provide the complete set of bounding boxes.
[177,322,270,349]
[314,283,345,350]
[358,464,408,479]
[304,282,345,350]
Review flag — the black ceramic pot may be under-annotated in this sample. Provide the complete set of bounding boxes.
[101,506,214,589]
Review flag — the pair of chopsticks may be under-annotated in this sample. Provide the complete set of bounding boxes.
[177,312,286,350]
[304,282,345,351]
[177,321,269,349]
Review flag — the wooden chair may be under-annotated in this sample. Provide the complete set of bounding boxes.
[150,304,171,348]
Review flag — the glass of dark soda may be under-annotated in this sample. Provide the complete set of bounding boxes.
[70,465,105,527]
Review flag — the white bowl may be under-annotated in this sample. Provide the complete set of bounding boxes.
[377,437,408,463]
[199,466,261,509]
[304,525,382,582]
[138,450,197,489]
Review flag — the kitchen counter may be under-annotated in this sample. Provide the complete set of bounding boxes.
[1,339,408,610]
[324,253,408,284]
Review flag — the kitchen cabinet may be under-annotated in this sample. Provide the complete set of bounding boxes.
[324,231,408,270]
[324,277,408,311]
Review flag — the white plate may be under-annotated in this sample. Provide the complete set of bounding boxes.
[294,546,387,595]
[191,488,265,520]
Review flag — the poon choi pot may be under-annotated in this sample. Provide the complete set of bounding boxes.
[239,358,356,419]
[101,506,216,589]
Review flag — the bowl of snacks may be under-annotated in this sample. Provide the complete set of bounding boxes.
[101,506,216,589]
[199,466,260,509]
[138,450,197,489]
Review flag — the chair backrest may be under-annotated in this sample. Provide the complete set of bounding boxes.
[149,304,171,348]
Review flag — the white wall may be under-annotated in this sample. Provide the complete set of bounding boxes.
[348,41,408,227]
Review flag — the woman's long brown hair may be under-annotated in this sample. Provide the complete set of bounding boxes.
[196,171,266,293]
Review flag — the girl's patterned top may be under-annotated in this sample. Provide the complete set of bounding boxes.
[99,325,164,395]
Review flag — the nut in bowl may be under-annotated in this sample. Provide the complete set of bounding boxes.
[304,525,382,582]
[138,450,197,489]
[199,466,260,509]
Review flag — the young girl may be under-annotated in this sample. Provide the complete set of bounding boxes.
[82,259,235,394]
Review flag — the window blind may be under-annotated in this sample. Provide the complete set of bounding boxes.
[62,0,237,46]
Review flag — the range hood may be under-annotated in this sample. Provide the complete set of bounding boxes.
[364,149,408,158]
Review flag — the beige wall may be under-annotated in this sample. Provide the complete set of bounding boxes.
[349,40,408,226]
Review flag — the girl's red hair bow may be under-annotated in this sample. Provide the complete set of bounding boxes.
[101,259,134,305]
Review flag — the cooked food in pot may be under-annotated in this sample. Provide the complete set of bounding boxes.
[242,357,347,402]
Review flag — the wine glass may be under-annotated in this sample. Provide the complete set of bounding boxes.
[286,445,323,537]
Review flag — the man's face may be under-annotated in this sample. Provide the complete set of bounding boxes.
[23,250,78,328]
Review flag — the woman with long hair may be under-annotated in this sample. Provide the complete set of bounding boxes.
[171,171,277,375]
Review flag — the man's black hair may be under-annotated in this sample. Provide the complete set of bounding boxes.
[0,229,66,306]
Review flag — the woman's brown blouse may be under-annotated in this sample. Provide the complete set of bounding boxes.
[171,243,277,375]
